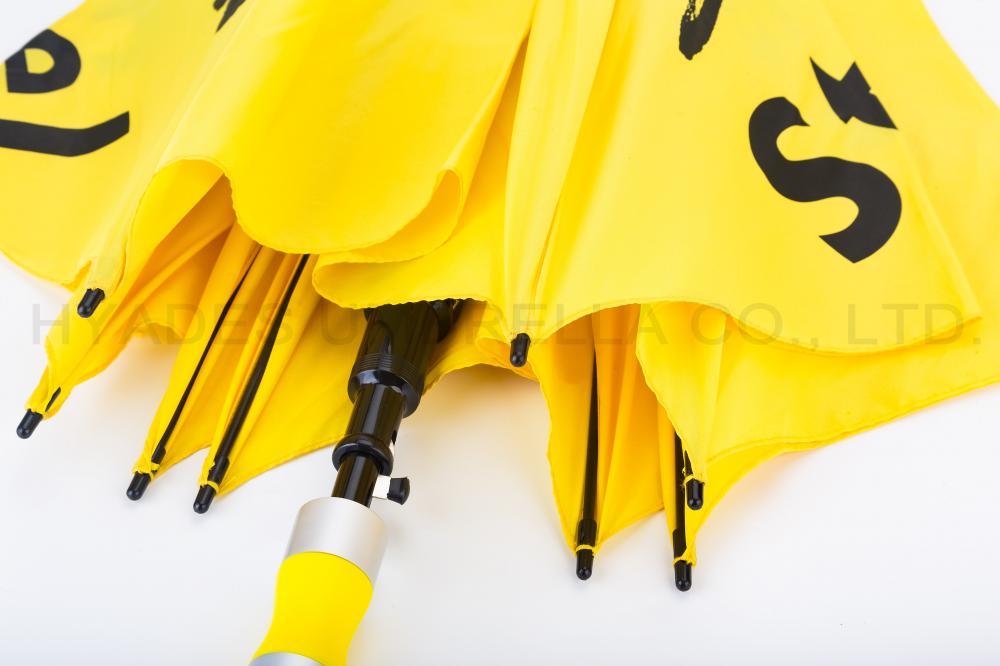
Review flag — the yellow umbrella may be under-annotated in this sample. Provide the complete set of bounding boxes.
[1,0,996,662]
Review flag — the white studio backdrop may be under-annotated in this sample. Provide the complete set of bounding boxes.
[0,1,998,664]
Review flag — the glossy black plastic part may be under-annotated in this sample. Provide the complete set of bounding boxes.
[197,255,308,513]
[331,453,381,505]
[671,433,693,591]
[16,410,41,439]
[193,485,217,514]
[130,249,261,502]
[575,356,599,581]
[76,288,105,318]
[686,478,705,511]
[331,300,460,506]
[674,560,693,592]
[576,549,595,581]
[509,333,531,367]
[387,477,410,505]
[126,472,151,501]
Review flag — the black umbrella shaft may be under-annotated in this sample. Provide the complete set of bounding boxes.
[331,454,382,505]
[575,355,600,580]
[332,301,459,506]
[332,384,406,505]
[581,357,599,522]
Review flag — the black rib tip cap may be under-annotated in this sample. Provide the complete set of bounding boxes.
[686,479,705,511]
[192,485,217,514]
[510,333,531,368]
[674,560,693,592]
[77,288,105,318]
[16,410,42,439]
[126,472,152,501]
[576,550,594,581]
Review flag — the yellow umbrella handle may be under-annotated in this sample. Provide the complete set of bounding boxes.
[251,498,387,666]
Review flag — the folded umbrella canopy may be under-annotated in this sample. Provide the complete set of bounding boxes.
[0,0,532,317]
[317,0,978,366]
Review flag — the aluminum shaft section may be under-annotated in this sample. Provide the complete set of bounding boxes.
[285,497,387,584]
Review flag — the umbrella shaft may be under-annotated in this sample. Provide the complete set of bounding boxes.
[331,301,461,508]
[332,454,381,506]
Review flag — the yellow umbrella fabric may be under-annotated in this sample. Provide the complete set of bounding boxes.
[536,307,664,552]
[209,299,510,499]
[17,179,233,436]
[128,224,330,502]
[121,217,506,504]
[636,0,1000,568]
[131,294,509,505]
[128,223,269,493]
[0,0,532,302]
[316,0,978,360]
[468,305,688,584]
[311,0,998,590]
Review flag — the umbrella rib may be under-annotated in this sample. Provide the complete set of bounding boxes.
[672,433,693,591]
[193,253,311,513]
[126,246,263,501]
[575,354,600,580]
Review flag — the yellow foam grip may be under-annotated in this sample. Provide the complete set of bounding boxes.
[253,552,374,666]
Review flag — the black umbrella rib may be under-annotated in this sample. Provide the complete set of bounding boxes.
[575,355,600,580]
[672,433,693,591]
[193,253,311,513]
[126,247,263,501]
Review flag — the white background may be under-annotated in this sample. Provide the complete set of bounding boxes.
[1,2,999,664]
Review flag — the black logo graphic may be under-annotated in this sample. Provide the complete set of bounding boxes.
[1,30,130,156]
[811,60,895,129]
[679,0,725,61]
[748,63,900,263]
[5,30,80,94]
[214,0,247,31]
